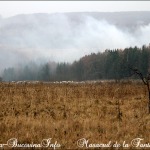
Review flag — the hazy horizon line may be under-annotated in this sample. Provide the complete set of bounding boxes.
[1,10,150,19]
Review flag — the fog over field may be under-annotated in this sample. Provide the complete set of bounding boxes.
[1,11,150,70]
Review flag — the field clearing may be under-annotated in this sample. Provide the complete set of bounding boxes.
[0,81,150,149]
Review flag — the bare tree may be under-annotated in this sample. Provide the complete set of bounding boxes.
[129,67,150,114]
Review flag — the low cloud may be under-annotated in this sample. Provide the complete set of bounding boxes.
[0,13,150,71]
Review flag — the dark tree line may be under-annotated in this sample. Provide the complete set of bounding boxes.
[2,45,150,81]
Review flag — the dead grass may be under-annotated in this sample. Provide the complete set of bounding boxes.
[0,82,150,149]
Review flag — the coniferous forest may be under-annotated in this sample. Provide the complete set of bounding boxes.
[2,45,150,81]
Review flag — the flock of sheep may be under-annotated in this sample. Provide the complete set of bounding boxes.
[9,80,107,84]
[8,79,137,85]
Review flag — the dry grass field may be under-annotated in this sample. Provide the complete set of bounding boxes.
[0,81,150,149]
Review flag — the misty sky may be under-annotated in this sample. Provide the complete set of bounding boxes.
[0,1,150,18]
[0,1,150,71]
